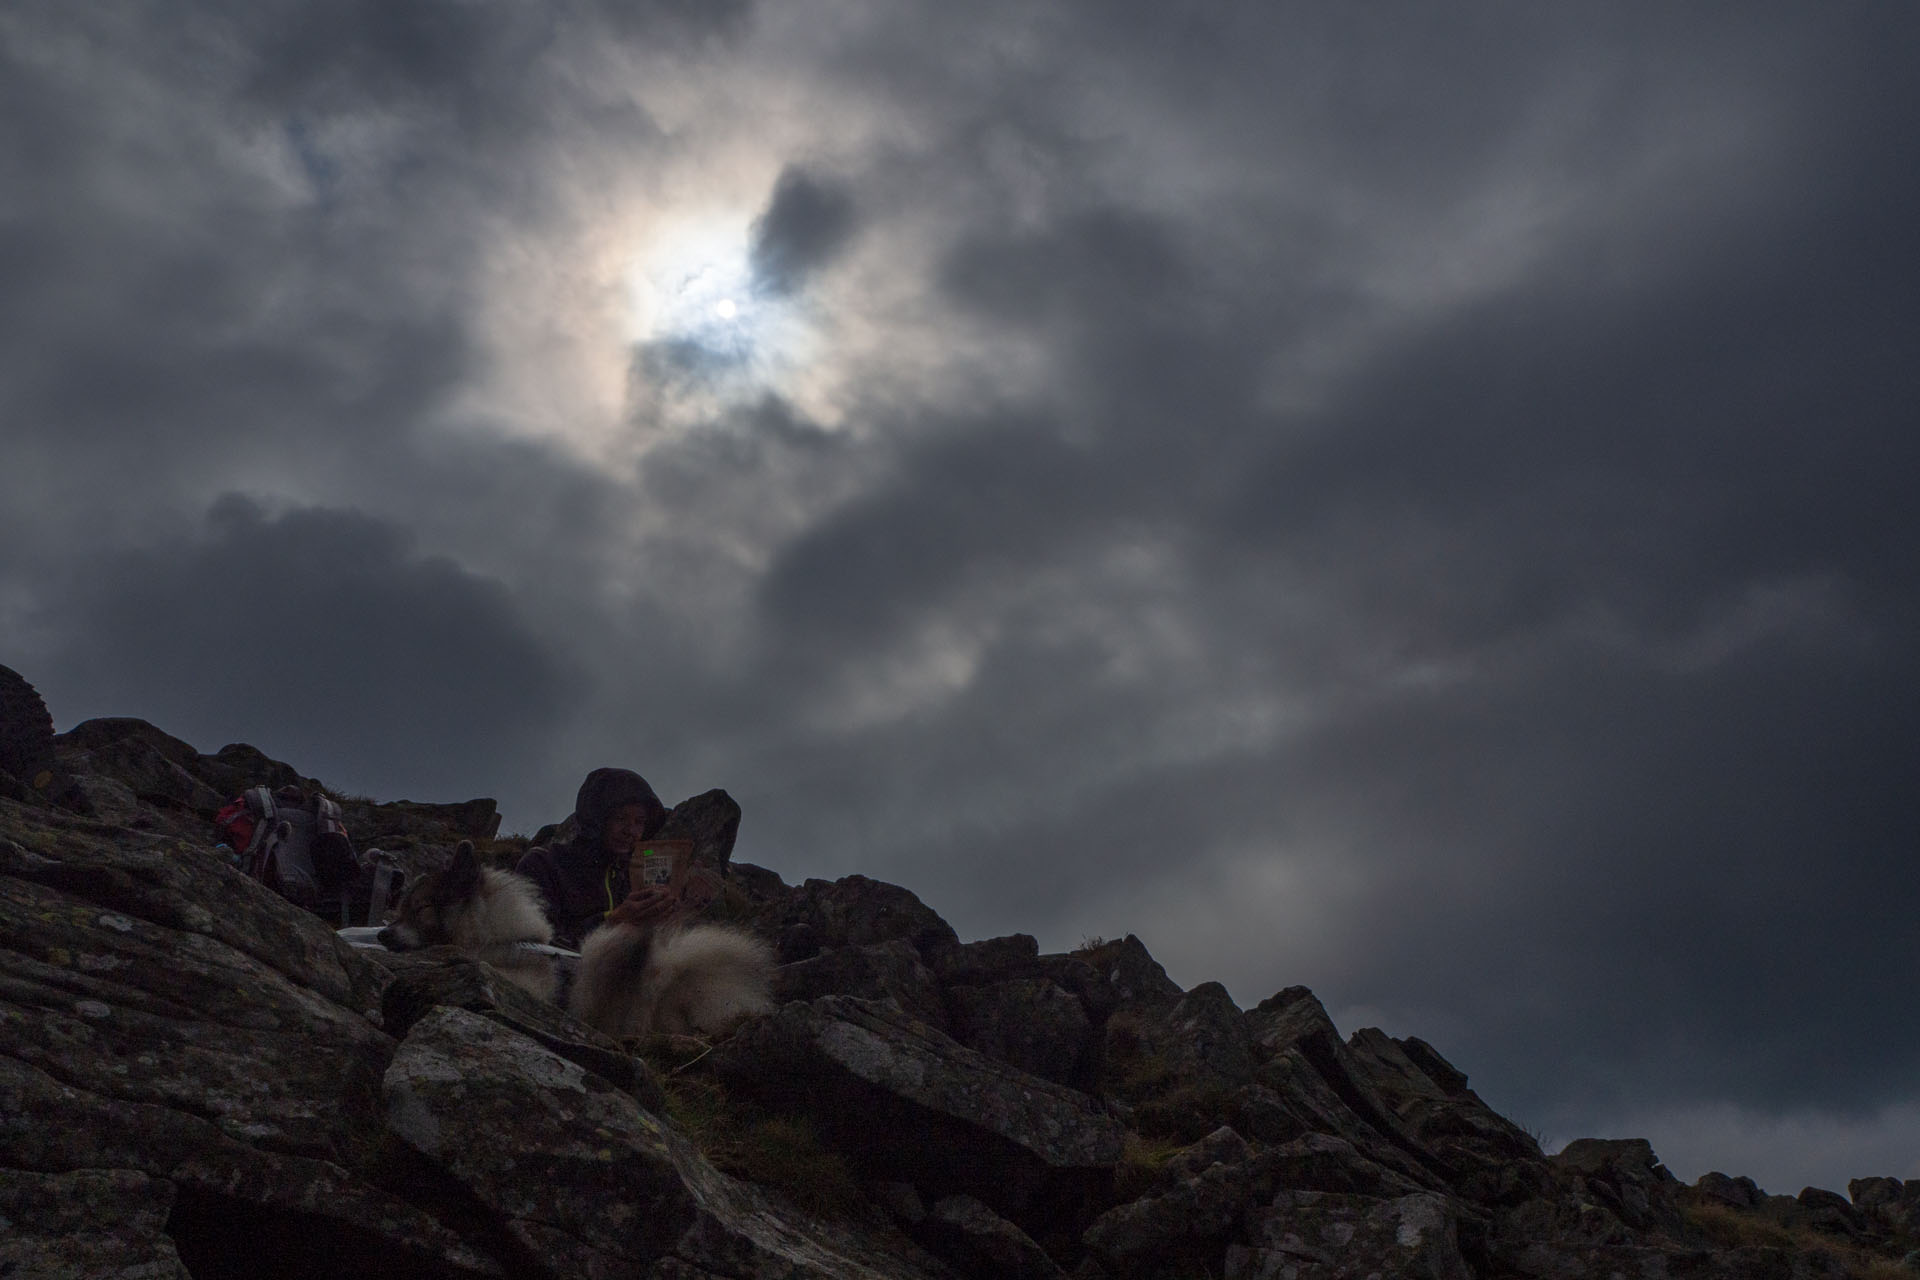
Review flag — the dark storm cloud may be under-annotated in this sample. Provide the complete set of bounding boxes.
[242,0,749,110]
[749,168,858,296]
[35,497,582,805]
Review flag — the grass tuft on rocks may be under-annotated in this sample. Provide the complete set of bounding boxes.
[635,1033,865,1220]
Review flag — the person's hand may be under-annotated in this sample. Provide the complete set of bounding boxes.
[606,884,677,929]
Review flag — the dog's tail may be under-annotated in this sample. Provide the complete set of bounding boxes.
[569,921,654,1035]
[569,921,775,1039]
[646,923,777,1037]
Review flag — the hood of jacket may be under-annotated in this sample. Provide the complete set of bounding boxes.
[572,767,667,852]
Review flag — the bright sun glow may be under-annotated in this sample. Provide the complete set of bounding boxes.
[615,209,821,427]
[624,215,757,347]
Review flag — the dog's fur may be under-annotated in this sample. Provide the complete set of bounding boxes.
[569,919,776,1039]
[377,841,559,1001]
[379,840,775,1039]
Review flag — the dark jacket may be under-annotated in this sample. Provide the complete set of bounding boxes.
[515,767,667,949]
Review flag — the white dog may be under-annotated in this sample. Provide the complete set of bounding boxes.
[379,841,774,1038]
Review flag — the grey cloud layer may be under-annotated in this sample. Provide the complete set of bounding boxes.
[5,0,1917,1192]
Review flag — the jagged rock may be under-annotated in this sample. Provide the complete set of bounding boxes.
[1247,989,1440,1177]
[384,1005,698,1274]
[1849,1175,1902,1214]
[725,858,790,904]
[657,787,743,873]
[1083,1131,1441,1276]
[0,813,511,1278]
[1550,1138,1685,1235]
[1163,1126,1253,1184]
[0,840,392,1161]
[55,718,228,814]
[1695,1170,1766,1209]
[776,938,950,1031]
[948,976,1092,1086]
[346,796,503,846]
[1073,934,1183,1010]
[712,995,1124,1235]
[1795,1185,1868,1239]
[1258,1131,1432,1200]
[0,1167,190,1279]
[1103,979,1258,1140]
[769,874,962,964]
[63,771,145,823]
[920,1193,1066,1279]
[387,1005,956,1280]
[656,1167,959,1279]
[934,932,1042,983]
[1343,1026,1544,1201]
[1083,1150,1257,1271]
[1852,1178,1920,1234]
[370,948,664,1109]
[198,741,307,796]
[0,1051,502,1277]
[1228,1189,1474,1280]
[1242,990,1441,1188]
[0,664,62,800]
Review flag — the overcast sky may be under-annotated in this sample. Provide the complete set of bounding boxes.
[5,1,1917,1195]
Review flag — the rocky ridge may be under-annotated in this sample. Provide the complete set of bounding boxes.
[2,664,1917,1279]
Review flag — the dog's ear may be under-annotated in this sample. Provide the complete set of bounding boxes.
[442,840,481,898]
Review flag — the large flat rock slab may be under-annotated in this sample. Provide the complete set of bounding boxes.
[713,995,1124,1232]
[385,1004,956,1280]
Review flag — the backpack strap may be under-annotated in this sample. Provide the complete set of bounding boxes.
[241,787,279,880]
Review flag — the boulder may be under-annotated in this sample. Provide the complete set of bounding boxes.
[769,874,961,964]
[933,932,1043,984]
[0,1167,190,1279]
[1083,1155,1255,1273]
[199,741,307,796]
[776,938,950,1031]
[1245,991,1454,1192]
[1228,1189,1475,1280]
[948,977,1092,1086]
[1072,935,1183,1011]
[1695,1171,1766,1209]
[1240,993,1439,1188]
[347,797,503,846]
[63,772,145,824]
[657,787,743,873]
[1550,1139,1685,1235]
[54,717,227,814]
[1848,1176,1902,1215]
[385,1005,958,1280]
[1343,1026,1543,1195]
[1103,980,1257,1140]
[0,664,61,798]
[384,1005,698,1275]
[920,1194,1066,1279]
[712,995,1123,1234]
[370,948,663,1108]
[1795,1186,1867,1239]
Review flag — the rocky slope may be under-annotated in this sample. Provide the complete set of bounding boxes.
[3,664,1917,1279]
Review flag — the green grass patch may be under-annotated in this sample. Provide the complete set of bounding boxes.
[634,1034,865,1221]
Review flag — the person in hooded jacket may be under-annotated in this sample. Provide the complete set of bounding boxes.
[516,767,696,950]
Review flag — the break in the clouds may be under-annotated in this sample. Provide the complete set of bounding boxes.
[4,0,1918,1196]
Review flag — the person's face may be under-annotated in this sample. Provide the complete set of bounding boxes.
[603,803,648,856]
